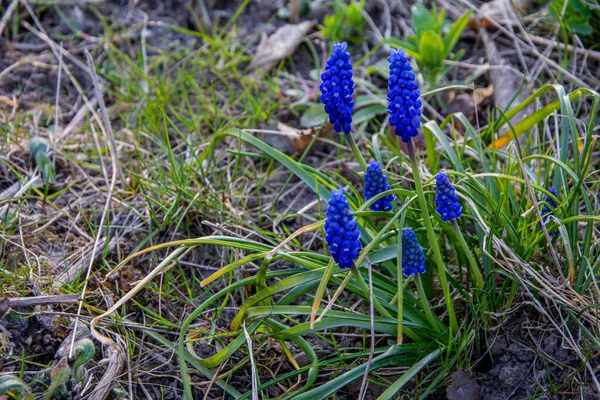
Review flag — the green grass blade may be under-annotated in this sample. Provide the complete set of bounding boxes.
[377,348,442,400]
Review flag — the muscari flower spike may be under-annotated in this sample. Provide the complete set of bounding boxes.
[387,47,422,142]
[324,189,362,268]
[541,187,559,236]
[402,228,426,276]
[320,42,355,134]
[435,172,462,222]
[364,160,395,212]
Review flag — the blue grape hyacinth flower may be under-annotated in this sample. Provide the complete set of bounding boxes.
[387,47,422,142]
[320,42,355,134]
[364,160,395,212]
[541,187,559,236]
[325,189,362,268]
[402,228,426,276]
[435,172,462,222]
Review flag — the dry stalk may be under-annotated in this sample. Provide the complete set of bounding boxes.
[314,271,353,325]
[87,339,127,400]
[358,258,375,400]
[69,48,119,352]
[0,0,18,38]
[243,322,259,400]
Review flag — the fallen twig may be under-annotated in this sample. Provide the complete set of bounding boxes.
[6,294,79,308]
[0,294,79,319]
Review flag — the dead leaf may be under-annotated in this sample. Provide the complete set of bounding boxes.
[261,121,330,155]
[0,96,19,109]
[279,121,331,153]
[249,21,314,74]
[475,85,495,105]
[446,85,494,122]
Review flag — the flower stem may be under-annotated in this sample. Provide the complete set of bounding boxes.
[451,220,486,307]
[347,133,368,171]
[351,265,392,318]
[422,125,437,172]
[415,275,441,332]
[396,228,403,344]
[406,139,458,334]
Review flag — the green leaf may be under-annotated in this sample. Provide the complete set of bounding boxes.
[383,37,418,53]
[230,270,324,331]
[377,348,442,399]
[347,1,365,26]
[443,10,472,59]
[44,357,70,400]
[73,339,95,380]
[294,346,418,400]
[450,48,466,61]
[30,138,56,183]
[567,16,593,35]
[437,6,446,29]
[0,376,32,400]
[419,31,445,70]
[385,40,423,64]
[246,306,438,341]
[570,0,591,17]
[423,120,463,173]
[411,4,437,38]
[354,95,385,108]
[353,104,387,124]
[323,14,335,26]
[202,251,270,286]
[407,35,419,48]
[300,103,327,128]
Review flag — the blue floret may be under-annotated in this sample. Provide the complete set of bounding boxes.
[324,189,362,268]
[402,228,426,276]
[435,172,462,222]
[541,187,559,236]
[387,47,422,142]
[364,160,395,212]
[320,42,355,134]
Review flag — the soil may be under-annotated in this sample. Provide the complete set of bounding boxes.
[472,311,599,400]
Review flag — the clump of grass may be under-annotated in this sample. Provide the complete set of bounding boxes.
[102,39,599,399]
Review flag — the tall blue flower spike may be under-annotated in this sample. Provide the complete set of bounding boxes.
[387,47,422,142]
[364,160,395,212]
[402,228,426,276]
[325,189,362,268]
[541,187,559,236]
[320,42,355,134]
[435,172,462,222]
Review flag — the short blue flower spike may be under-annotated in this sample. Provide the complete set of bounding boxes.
[387,47,422,142]
[325,189,362,268]
[320,42,355,134]
[435,172,462,222]
[541,187,559,236]
[364,160,395,212]
[402,228,426,276]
